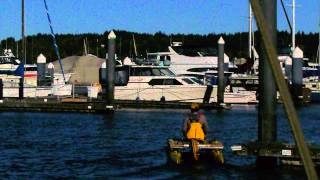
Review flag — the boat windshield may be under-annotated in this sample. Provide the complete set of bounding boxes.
[191,77,204,85]
[0,56,18,65]
[131,67,175,76]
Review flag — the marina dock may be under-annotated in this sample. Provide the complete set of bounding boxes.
[0,98,224,113]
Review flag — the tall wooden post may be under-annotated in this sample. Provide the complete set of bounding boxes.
[107,31,116,103]
[257,0,277,166]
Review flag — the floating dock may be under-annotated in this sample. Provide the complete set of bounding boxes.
[0,98,224,113]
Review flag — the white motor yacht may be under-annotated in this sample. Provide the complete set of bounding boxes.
[114,59,256,104]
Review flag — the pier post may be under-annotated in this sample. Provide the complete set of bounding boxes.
[292,47,303,103]
[257,0,277,167]
[0,79,3,99]
[107,31,116,103]
[48,63,54,85]
[19,77,24,99]
[37,54,46,86]
[99,62,107,97]
[218,37,225,104]
[224,53,229,72]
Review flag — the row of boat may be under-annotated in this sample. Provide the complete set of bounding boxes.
[0,40,319,103]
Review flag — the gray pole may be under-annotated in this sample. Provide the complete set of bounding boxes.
[37,54,46,86]
[257,0,277,166]
[0,79,3,99]
[218,37,225,104]
[21,0,25,96]
[19,77,24,99]
[107,31,116,103]
[22,0,26,65]
[292,47,303,102]
[47,63,55,85]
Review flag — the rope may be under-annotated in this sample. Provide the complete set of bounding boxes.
[43,0,66,83]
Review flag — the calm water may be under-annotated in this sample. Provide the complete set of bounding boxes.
[0,104,319,179]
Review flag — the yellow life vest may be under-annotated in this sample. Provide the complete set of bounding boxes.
[187,122,205,141]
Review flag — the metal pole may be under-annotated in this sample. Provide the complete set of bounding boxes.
[257,0,277,166]
[292,47,303,102]
[107,31,116,103]
[0,79,3,99]
[218,37,225,104]
[22,0,26,65]
[21,0,25,98]
[19,77,24,99]
[251,0,318,179]
[249,3,253,59]
[292,0,296,51]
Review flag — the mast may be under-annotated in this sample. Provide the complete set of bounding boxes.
[22,0,26,64]
[292,0,296,51]
[133,34,137,57]
[249,3,253,59]
[318,20,320,65]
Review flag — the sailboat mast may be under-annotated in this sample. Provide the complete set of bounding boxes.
[317,19,320,65]
[22,0,26,64]
[292,0,296,51]
[249,3,253,59]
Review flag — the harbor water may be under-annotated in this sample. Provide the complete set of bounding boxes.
[0,104,319,179]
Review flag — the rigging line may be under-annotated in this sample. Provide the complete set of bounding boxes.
[43,0,66,83]
[280,0,293,34]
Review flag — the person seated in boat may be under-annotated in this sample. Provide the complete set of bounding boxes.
[182,103,208,141]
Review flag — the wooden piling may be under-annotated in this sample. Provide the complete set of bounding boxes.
[257,0,277,167]
[107,31,116,103]
[292,47,303,102]
[218,37,225,105]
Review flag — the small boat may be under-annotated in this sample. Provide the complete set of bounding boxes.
[167,138,224,165]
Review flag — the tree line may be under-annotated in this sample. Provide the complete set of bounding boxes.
[0,30,318,64]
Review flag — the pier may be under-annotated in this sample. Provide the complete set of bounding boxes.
[0,98,224,113]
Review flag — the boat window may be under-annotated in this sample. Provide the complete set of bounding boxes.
[131,68,152,76]
[0,57,17,64]
[191,78,204,85]
[148,79,183,85]
[182,78,194,84]
[25,67,37,71]
[188,68,214,72]
[160,68,175,76]
[151,68,174,76]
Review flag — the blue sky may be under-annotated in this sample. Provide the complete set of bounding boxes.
[0,0,318,40]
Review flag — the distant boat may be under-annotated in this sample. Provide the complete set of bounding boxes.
[0,49,21,75]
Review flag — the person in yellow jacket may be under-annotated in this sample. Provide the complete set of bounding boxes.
[182,103,208,141]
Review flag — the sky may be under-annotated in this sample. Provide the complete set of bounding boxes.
[0,0,318,40]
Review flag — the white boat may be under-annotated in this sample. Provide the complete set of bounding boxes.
[145,43,235,77]
[114,60,257,104]
[0,49,21,75]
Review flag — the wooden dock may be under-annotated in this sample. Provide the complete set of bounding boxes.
[0,98,224,113]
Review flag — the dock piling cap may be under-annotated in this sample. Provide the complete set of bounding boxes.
[101,61,106,68]
[48,62,54,69]
[108,31,116,40]
[218,36,225,45]
[37,53,46,63]
[293,47,303,59]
